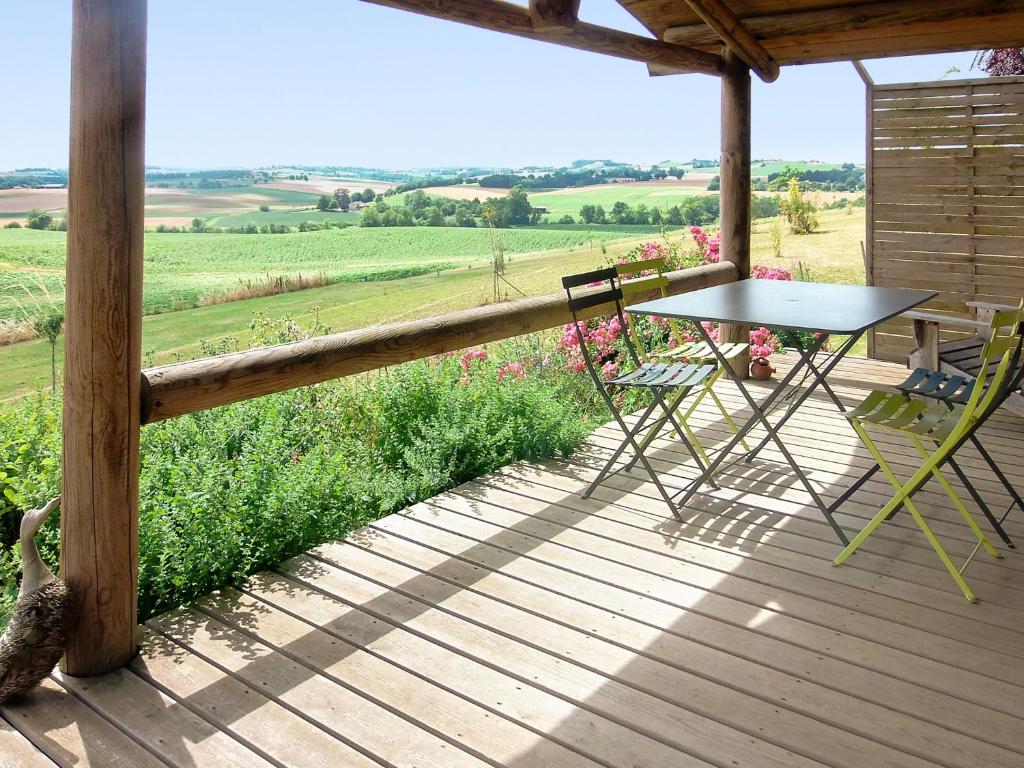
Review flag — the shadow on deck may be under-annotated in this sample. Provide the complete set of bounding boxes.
[4,354,1024,768]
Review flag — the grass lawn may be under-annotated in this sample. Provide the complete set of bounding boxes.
[529,184,710,218]
[0,209,866,399]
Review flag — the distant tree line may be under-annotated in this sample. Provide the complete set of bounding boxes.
[361,187,538,228]
[317,187,378,211]
[151,217,352,235]
[767,163,864,191]
[573,194,779,227]
[0,173,67,190]
[477,165,682,190]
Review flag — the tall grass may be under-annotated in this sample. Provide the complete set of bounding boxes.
[198,271,332,306]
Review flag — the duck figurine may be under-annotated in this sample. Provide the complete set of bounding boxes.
[0,497,76,703]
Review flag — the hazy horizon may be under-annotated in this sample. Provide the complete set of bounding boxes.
[1,1,981,170]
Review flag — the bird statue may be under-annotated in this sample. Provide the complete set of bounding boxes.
[0,497,76,703]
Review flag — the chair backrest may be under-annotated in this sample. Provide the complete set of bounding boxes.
[614,258,670,363]
[951,302,1024,436]
[561,267,641,379]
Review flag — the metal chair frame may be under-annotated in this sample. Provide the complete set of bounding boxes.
[833,305,1024,602]
[562,267,715,519]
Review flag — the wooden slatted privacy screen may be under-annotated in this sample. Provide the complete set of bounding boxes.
[867,75,1024,361]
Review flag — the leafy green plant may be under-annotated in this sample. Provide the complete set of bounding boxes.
[780,178,819,235]
[32,310,64,392]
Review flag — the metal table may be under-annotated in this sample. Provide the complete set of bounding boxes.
[628,280,937,544]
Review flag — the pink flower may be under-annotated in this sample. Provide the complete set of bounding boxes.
[601,360,620,380]
[751,264,792,281]
[701,320,720,343]
[459,347,487,372]
[498,362,525,380]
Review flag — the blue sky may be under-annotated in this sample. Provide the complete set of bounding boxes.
[1,1,980,170]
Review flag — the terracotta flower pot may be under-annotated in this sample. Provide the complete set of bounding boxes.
[750,357,775,380]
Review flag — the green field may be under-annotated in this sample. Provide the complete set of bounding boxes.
[207,209,362,228]
[0,224,657,321]
[0,209,866,399]
[529,185,710,218]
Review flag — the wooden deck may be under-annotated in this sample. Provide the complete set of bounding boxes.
[3,354,1024,768]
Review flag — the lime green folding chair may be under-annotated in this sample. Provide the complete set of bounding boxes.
[833,303,1024,602]
[616,257,749,467]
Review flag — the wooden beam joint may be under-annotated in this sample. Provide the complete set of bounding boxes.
[684,0,779,82]
[528,0,579,30]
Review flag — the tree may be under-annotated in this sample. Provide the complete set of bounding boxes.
[26,208,52,230]
[558,214,575,224]
[780,178,819,234]
[974,48,1024,76]
[362,188,376,203]
[333,188,351,210]
[191,217,208,233]
[611,201,633,225]
[317,194,339,212]
[579,204,597,224]
[33,310,64,392]
[706,175,720,191]
[593,205,607,224]
[258,204,270,212]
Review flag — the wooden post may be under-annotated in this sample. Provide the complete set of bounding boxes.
[853,61,876,358]
[719,49,751,377]
[62,0,147,676]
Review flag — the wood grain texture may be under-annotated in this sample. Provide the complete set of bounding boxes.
[718,49,751,376]
[61,0,146,676]
[359,0,722,74]
[528,0,580,29]
[868,76,1024,361]
[141,262,737,422]
[658,0,1024,64]
[684,0,779,82]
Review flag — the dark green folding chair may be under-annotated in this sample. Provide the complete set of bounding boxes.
[562,266,716,518]
[833,303,1024,602]
[615,256,749,468]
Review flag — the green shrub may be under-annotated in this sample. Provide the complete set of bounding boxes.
[0,333,602,624]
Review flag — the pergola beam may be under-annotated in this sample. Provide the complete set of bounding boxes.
[664,0,1024,58]
[529,0,580,30]
[684,0,779,82]
[359,0,723,76]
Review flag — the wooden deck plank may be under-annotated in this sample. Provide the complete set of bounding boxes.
[152,601,603,768]
[130,626,382,768]
[223,578,720,768]
[0,717,58,768]
[345,513,1024,724]
[4,354,1024,768]
[54,668,276,768]
[1,678,166,768]
[312,532,1024,762]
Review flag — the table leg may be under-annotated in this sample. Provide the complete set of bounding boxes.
[678,325,850,545]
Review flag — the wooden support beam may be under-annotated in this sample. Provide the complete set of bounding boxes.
[529,0,580,30]
[684,0,779,82]
[359,0,722,76]
[62,0,147,675]
[718,49,752,378]
[664,0,1024,64]
[141,263,738,423]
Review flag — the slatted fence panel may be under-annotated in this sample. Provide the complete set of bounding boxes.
[868,75,1024,361]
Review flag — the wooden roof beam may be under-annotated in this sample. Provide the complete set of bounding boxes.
[529,0,581,30]
[685,0,779,82]
[663,0,1024,51]
[359,0,723,76]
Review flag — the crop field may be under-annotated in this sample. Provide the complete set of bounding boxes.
[0,224,656,321]
[0,209,865,399]
[206,209,362,228]
[528,180,714,217]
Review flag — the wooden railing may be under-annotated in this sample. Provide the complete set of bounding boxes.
[140,261,738,423]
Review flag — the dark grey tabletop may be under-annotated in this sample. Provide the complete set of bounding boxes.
[627,280,937,335]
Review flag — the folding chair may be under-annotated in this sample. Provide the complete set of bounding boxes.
[833,304,1024,602]
[892,318,1024,551]
[615,257,750,467]
[562,267,716,518]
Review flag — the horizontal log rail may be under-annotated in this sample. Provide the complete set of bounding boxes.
[358,0,723,76]
[141,262,738,423]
